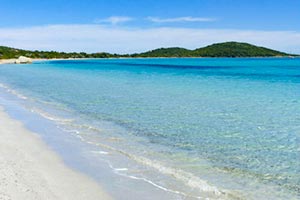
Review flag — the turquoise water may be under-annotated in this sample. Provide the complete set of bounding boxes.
[0,58,299,199]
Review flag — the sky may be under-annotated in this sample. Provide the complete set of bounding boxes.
[0,0,300,53]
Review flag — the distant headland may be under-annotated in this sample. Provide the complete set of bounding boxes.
[0,42,298,60]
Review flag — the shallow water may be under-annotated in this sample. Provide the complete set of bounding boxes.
[0,58,299,199]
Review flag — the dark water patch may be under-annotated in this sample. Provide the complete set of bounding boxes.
[45,60,234,70]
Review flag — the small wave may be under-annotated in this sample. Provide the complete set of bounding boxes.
[33,98,72,112]
[77,137,241,199]
[114,168,128,171]
[102,158,197,199]
[128,155,224,196]
[68,123,104,133]
[90,150,109,155]
[57,126,80,134]
[0,83,28,100]
[30,108,74,123]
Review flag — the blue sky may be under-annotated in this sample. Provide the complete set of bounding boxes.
[0,0,300,53]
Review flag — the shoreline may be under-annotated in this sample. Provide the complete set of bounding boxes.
[0,56,299,65]
[0,58,77,64]
[0,106,112,200]
[0,83,199,200]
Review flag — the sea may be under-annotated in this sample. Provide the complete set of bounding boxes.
[0,58,299,200]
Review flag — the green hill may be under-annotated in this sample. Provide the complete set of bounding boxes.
[192,42,291,57]
[0,42,296,59]
[134,42,293,57]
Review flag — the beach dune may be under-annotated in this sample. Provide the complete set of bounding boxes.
[0,107,111,200]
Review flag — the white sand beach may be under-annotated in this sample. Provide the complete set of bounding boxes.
[0,58,59,64]
[0,107,112,200]
[0,59,17,64]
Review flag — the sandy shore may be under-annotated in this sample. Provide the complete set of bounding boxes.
[0,59,18,64]
[0,107,112,200]
[0,58,68,64]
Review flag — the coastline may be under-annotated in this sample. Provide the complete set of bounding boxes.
[0,56,299,65]
[0,58,75,64]
[0,106,112,200]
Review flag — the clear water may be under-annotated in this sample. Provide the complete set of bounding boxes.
[0,58,299,199]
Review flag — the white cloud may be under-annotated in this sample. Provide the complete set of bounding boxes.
[147,16,216,23]
[0,24,300,54]
[94,16,133,25]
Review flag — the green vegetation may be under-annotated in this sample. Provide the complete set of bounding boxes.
[131,47,191,57]
[133,42,294,57]
[0,42,296,59]
[0,46,117,59]
[192,42,293,57]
